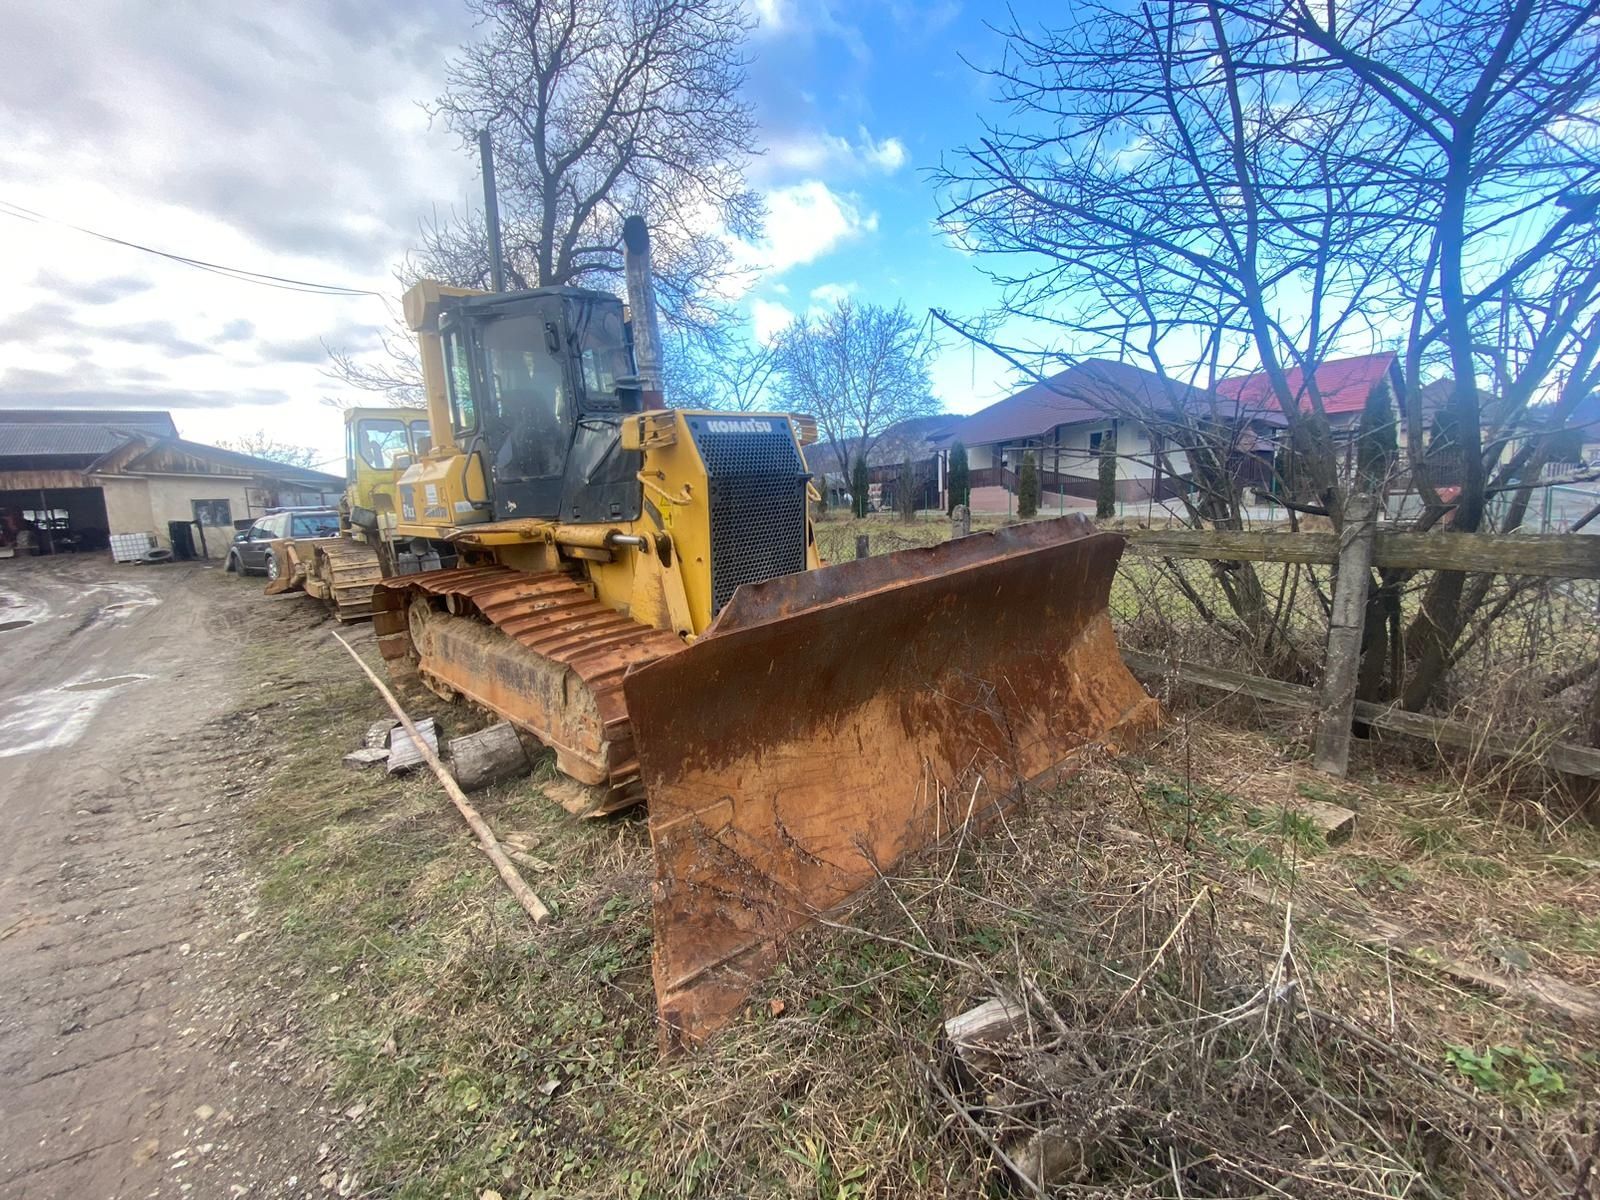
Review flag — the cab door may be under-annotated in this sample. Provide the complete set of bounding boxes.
[476,307,575,520]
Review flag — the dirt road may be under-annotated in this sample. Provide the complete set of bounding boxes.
[0,556,327,1199]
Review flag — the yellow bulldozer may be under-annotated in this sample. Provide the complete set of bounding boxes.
[366,218,1157,1046]
[264,406,433,620]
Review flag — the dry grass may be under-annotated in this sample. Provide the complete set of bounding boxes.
[234,616,1600,1198]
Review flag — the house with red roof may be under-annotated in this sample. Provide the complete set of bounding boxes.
[939,353,1399,504]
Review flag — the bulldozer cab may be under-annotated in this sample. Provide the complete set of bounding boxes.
[437,288,645,526]
[343,407,431,513]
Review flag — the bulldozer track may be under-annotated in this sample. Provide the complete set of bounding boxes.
[372,566,682,789]
[310,539,384,622]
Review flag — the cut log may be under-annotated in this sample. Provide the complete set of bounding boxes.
[943,997,1027,1049]
[448,722,531,792]
[942,997,1029,1098]
[387,717,438,775]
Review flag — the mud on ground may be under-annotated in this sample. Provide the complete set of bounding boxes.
[0,556,372,1199]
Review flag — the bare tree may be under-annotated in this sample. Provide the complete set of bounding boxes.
[330,0,761,401]
[218,431,320,469]
[775,299,941,485]
[936,0,1600,710]
[428,0,758,312]
[666,333,780,411]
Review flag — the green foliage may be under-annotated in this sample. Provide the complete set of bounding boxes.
[1017,450,1039,518]
[1445,1044,1567,1107]
[850,456,869,518]
[946,440,970,514]
[1096,423,1118,520]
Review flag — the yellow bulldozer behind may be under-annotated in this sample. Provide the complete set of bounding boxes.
[364,218,1157,1046]
[264,406,432,620]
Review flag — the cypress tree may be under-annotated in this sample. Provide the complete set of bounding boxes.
[1096,424,1118,520]
[947,441,970,514]
[1017,451,1040,518]
[1355,381,1397,489]
[851,456,870,518]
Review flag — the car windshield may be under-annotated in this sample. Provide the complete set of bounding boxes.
[291,513,340,537]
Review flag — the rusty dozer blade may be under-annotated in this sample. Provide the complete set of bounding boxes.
[623,515,1159,1049]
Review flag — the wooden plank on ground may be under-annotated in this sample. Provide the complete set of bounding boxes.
[1123,651,1600,778]
[1123,528,1600,579]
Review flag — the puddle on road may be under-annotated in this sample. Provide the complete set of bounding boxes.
[0,674,153,759]
[0,620,33,632]
[61,674,150,692]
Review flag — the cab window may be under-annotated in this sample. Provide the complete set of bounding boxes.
[356,418,410,469]
[444,326,476,434]
[574,303,630,401]
[408,418,430,453]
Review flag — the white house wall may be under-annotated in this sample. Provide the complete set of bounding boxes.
[142,476,252,557]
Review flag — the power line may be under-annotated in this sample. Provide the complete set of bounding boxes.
[0,197,385,298]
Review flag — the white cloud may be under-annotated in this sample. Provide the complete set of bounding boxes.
[733,180,877,277]
[751,298,796,344]
[761,127,909,180]
[861,134,907,172]
[750,0,788,32]
[807,281,857,313]
[0,0,476,467]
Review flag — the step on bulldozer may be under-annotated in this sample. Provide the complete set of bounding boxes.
[369,217,1158,1047]
[264,406,434,621]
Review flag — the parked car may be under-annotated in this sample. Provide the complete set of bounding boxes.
[226,509,342,579]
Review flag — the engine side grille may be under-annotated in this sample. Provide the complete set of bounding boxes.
[687,416,809,616]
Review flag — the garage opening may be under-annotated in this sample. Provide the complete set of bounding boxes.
[0,487,111,555]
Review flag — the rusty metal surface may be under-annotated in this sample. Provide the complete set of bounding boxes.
[623,515,1159,1049]
[263,540,307,596]
[374,566,682,788]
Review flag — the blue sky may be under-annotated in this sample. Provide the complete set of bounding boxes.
[0,0,1052,465]
[733,0,1020,408]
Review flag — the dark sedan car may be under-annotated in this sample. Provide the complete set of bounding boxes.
[226,509,342,578]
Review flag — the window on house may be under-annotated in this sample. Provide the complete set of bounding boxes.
[192,499,232,527]
[1089,430,1106,456]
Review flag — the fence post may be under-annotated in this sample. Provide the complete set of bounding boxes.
[1313,494,1379,777]
[855,534,870,560]
[950,504,971,541]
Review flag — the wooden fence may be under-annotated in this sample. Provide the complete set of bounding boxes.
[1118,509,1600,780]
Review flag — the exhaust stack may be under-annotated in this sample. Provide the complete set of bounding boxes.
[479,129,505,293]
[622,216,665,408]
